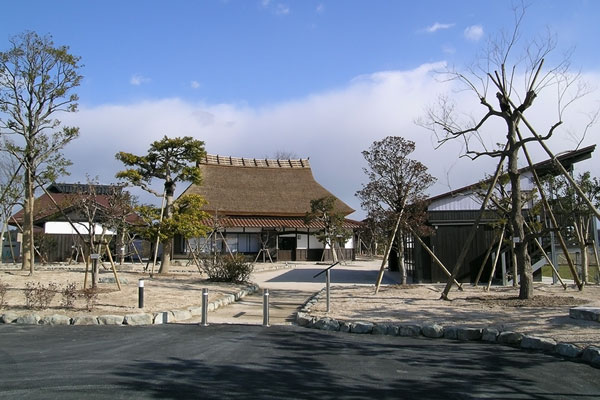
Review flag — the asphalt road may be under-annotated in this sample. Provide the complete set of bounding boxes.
[1,324,599,399]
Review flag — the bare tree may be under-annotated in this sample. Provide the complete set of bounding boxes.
[421,4,594,299]
[356,136,435,285]
[0,31,82,274]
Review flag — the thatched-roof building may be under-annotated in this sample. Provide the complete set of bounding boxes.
[176,154,360,262]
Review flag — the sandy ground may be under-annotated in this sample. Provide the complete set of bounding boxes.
[0,262,246,317]
[309,282,600,347]
[1,259,599,349]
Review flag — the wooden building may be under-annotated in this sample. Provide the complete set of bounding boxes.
[413,145,596,284]
[176,154,360,262]
[9,183,138,263]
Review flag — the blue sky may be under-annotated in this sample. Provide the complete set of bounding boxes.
[2,1,600,217]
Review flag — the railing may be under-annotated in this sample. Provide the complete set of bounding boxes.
[313,261,340,312]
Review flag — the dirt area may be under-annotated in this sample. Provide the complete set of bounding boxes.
[309,283,600,347]
[0,262,247,317]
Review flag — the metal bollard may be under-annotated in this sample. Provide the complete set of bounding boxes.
[326,269,331,313]
[201,288,209,326]
[263,289,270,327]
[138,279,144,308]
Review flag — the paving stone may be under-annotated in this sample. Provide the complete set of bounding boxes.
[350,321,373,334]
[40,314,71,325]
[457,328,482,341]
[520,336,556,352]
[72,315,99,325]
[422,324,444,338]
[0,312,19,323]
[399,324,422,337]
[498,331,524,346]
[482,328,499,342]
[16,314,40,325]
[97,315,124,325]
[555,343,582,358]
[124,313,153,325]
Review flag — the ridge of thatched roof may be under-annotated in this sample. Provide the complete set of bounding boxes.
[182,155,354,217]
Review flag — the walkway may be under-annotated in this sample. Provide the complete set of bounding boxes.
[186,260,400,325]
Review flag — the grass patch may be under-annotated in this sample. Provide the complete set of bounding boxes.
[541,264,600,284]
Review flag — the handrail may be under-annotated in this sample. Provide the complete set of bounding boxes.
[313,261,339,278]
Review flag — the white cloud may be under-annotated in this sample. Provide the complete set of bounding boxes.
[316,3,325,14]
[464,25,484,41]
[190,80,201,89]
[275,3,290,15]
[130,74,151,86]
[62,65,600,218]
[424,22,455,33]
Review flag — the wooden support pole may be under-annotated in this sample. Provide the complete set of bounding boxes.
[83,254,90,290]
[474,229,502,287]
[374,214,402,294]
[104,244,121,291]
[486,226,506,291]
[532,237,567,289]
[408,226,463,290]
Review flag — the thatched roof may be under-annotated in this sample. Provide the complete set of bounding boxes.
[182,154,354,217]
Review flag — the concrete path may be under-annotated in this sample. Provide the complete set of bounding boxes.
[186,260,401,325]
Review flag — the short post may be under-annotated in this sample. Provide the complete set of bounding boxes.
[201,288,209,326]
[326,269,331,313]
[263,289,270,327]
[138,279,144,308]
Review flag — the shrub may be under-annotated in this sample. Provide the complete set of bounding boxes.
[0,281,8,309]
[24,282,58,309]
[200,253,254,283]
[61,282,78,308]
[80,288,98,311]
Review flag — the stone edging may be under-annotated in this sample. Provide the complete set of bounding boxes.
[295,288,600,369]
[0,284,259,327]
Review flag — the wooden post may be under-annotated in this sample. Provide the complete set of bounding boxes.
[374,214,402,294]
[104,244,121,291]
[408,226,463,290]
[474,229,502,287]
[83,254,90,289]
[486,226,506,291]
[532,237,567,289]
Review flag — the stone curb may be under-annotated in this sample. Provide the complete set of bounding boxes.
[0,283,259,327]
[295,288,600,369]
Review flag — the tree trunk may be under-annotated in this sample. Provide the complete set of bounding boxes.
[22,167,35,275]
[507,124,532,299]
[158,183,175,274]
[330,240,339,263]
[510,238,518,287]
[398,232,407,285]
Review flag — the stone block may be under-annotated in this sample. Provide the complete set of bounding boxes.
[482,328,499,342]
[124,313,153,325]
[387,325,400,336]
[457,328,482,341]
[339,322,351,333]
[16,314,40,325]
[296,312,313,327]
[40,314,71,325]
[350,321,374,334]
[189,307,203,316]
[520,336,556,352]
[97,315,124,325]
[422,324,444,338]
[582,346,600,366]
[372,324,391,335]
[555,343,582,358]
[72,315,99,325]
[569,307,600,322]
[1,312,19,323]
[498,331,524,346]
[171,310,192,322]
[314,317,340,331]
[399,324,422,337]
[443,326,458,340]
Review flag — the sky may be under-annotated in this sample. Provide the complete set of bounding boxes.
[1,0,600,219]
